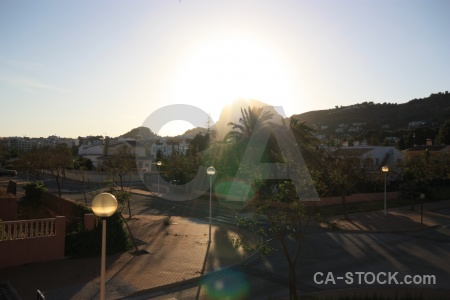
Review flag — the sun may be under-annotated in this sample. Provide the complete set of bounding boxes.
[166,34,295,123]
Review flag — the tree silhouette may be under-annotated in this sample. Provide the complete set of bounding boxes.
[224,106,274,144]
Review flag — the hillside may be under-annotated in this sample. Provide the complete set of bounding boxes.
[119,92,450,141]
[119,126,159,139]
[179,127,208,137]
[292,92,450,130]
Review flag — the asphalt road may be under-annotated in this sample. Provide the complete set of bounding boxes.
[16,175,450,299]
[133,226,450,299]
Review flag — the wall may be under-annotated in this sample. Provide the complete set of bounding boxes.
[314,192,400,206]
[0,216,66,268]
[41,192,87,227]
[0,196,17,221]
[214,191,400,206]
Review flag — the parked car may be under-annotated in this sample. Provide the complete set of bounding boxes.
[0,169,17,177]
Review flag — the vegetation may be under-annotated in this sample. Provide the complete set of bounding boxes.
[65,212,131,258]
[222,106,322,300]
[315,152,375,219]
[435,119,450,145]
[237,182,316,300]
[293,91,450,133]
[224,106,274,144]
[17,144,73,197]
[400,151,450,207]
[23,181,47,205]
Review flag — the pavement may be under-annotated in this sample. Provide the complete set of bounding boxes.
[1,189,450,300]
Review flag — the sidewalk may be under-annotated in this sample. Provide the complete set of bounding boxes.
[1,197,449,300]
[0,215,259,300]
[326,200,450,232]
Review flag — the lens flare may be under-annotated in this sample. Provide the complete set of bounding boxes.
[201,270,249,300]
[214,179,254,209]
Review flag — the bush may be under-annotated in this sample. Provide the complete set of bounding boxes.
[65,212,131,258]
[23,181,47,204]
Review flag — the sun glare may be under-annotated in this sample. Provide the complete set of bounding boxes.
[167,35,295,121]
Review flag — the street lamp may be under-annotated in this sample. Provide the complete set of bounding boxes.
[26,161,30,182]
[91,193,118,300]
[156,161,162,194]
[382,166,389,215]
[206,166,216,244]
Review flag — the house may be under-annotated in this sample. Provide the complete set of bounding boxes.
[78,144,104,167]
[408,121,426,128]
[150,138,189,159]
[103,139,151,172]
[335,145,404,172]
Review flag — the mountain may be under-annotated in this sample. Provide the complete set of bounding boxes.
[212,98,286,140]
[119,92,450,142]
[291,92,450,131]
[119,126,159,140]
[180,127,208,137]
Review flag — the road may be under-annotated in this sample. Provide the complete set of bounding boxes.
[90,182,448,299]
[20,175,450,299]
[132,225,449,299]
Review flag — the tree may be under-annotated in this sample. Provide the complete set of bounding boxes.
[45,144,73,198]
[18,148,49,180]
[0,143,5,166]
[224,106,274,144]
[161,152,202,186]
[435,119,450,145]
[289,117,320,167]
[401,153,434,209]
[73,158,91,204]
[103,146,135,217]
[222,106,277,181]
[318,151,372,219]
[104,146,135,190]
[237,182,317,300]
[189,133,210,154]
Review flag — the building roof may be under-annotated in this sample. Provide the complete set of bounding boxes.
[335,147,374,156]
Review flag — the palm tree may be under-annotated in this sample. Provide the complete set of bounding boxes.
[288,117,320,167]
[289,117,318,145]
[224,106,274,144]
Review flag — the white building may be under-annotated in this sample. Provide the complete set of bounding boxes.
[151,138,189,159]
[336,145,404,171]
[78,144,104,167]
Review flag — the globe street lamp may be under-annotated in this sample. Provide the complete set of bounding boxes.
[91,193,118,300]
[206,166,216,244]
[156,161,162,195]
[382,166,389,216]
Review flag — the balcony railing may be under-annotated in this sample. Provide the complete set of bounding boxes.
[0,218,56,240]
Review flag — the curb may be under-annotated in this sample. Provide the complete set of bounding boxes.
[324,224,446,235]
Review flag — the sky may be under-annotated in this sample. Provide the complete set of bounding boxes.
[1,0,449,138]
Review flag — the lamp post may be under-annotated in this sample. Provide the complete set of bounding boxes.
[156,161,162,194]
[206,166,216,244]
[382,166,389,215]
[73,159,76,183]
[26,161,30,182]
[91,193,118,300]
